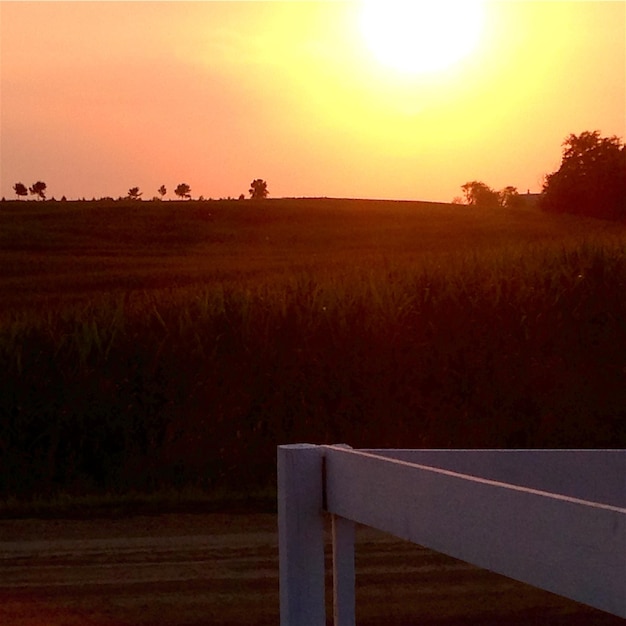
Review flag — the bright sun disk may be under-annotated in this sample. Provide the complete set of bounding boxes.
[360,0,485,75]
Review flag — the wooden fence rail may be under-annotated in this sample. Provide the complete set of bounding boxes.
[277,445,625,625]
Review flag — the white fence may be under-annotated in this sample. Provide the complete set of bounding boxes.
[277,445,626,625]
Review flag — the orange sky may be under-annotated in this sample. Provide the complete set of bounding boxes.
[1,1,624,202]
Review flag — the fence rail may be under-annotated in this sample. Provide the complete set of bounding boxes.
[277,445,626,625]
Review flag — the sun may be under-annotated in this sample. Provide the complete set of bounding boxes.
[359,0,485,75]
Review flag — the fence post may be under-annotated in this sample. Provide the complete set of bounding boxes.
[278,444,326,626]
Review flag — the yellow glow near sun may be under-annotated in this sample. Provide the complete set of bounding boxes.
[359,0,485,75]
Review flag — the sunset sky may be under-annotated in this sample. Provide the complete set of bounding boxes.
[1,1,624,202]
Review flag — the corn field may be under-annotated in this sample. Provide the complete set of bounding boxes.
[1,199,625,501]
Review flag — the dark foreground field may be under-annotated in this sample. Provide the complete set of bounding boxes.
[1,198,625,503]
[1,199,624,625]
[0,512,622,626]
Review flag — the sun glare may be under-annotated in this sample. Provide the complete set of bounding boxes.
[359,0,485,75]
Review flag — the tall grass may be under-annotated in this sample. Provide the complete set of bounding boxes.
[1,199,625,501]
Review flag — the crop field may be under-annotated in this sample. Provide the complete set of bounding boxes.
[1,197,625,504]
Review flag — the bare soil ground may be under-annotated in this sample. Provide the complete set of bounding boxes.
[0,513,622,626]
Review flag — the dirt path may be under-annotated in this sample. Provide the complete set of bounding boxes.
[0,513,622,626]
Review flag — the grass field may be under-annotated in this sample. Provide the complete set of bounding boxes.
[1,197,625,504]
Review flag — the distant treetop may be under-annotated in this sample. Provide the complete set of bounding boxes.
[127,186,142,200]
[13,182,28,199]
[458,181,520,208]
[249,179,269,199]
[175,183,192,200]
[29,181,47,200]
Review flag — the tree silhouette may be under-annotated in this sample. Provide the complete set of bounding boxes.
[499,186,522,208]
[29,181,47,200]
[158,185,167,200]
[458,182,523,208]
[249,179,268,199]
[461,181,499,208]
[541,131,626,219]
[175,183,191,200]
[127,187,142,200]
[13,182,28,199]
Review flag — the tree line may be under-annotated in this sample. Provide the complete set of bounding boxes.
[126,183,192,201]
[454,130,625,219]
[7,131,625,219]
[9,179,270,203]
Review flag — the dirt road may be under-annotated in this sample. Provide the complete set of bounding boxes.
[0,513,621,626]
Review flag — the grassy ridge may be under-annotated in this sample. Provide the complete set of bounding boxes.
[1,199,625,501]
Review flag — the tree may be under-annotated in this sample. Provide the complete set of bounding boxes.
[13,182,28,199]
[174,183,191,200]
[499,186,522,208]
[461,181,500,208]
[158,185,167,200]
[127,186,142,200]
[249,179,268,199]
[541,131,626,219]
[29,181,47,200]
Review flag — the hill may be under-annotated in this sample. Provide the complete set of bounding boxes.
[1,197,622,311]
